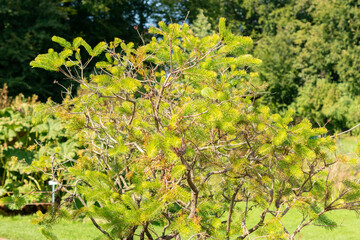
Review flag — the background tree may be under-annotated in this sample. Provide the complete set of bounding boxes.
[0,0,153,102]
[60,0,153,45]
[190,10,214,38]
[253,0,360,132]
[0,0,69,102]
[29,20,360,240]
[155,0,254,36]
[157,0,360,132]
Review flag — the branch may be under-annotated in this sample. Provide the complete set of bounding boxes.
[161,211,171,237]
[155,233,178,240]
[239,208,268,239]
[198,142,246,151]
[75,194,113,239]
[128,99,136,126]
[331,122,360,138]
[226,181,244,237]
[289,209,325,240]
[202,167,232,184]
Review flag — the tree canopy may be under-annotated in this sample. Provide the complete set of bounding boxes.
[253,0,360,132]
[0,0,69,102]
[0,0,152,102]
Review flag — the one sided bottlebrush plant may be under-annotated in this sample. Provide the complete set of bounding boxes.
[30,19,360,240]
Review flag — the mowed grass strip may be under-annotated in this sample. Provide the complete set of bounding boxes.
[281,209,359,239]
[336,136,359,157]
[1,210,360,239]
[0,215,102,240]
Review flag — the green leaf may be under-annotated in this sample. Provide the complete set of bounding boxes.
[30,49,65,71]
[259,144,272,155]
[92,42,107,57]
[80,40,93,55]
[59,49,73,59]
[273,129,287,145]
[295,144,316,160]
[95,61,112,69]
[65,60,78,67]
[121,77,141,92]
[171,165,186,179]
[0,187,7,197]
[72,37,83,49]
[312,205,337,230]
[92,74,112,84]
[75,50,81,61]
[0,194,26,210]
[201,87,216,99]
[218,17,227,39]
[105,53,113,63]
[52,36,71,49]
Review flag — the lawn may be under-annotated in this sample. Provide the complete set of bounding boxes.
[0,215,103,240]
[336,135,359,157]
[287,210,360,240]
[281,209,360,240]
[0,209,360,240]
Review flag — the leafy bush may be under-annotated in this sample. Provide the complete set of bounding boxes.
[0,85,79,210]
[29,20,360,239]
[293,80,360,134]
[254,0,360,132]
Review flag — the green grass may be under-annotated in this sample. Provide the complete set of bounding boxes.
[282,209,360,240]
[290,210,360,240]
[1,210,360,239]
[0,215,102,240]
[336,136,359,157]
[335,135,360,173]
[239,204,360,239]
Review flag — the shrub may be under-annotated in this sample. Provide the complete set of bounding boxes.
[0,85,79,210]
[293,79,360,134]
[30,19,360,239]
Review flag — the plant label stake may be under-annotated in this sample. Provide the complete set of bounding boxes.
[48,180,58,204]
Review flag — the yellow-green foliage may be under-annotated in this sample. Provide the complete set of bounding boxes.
[29,19,360,240]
